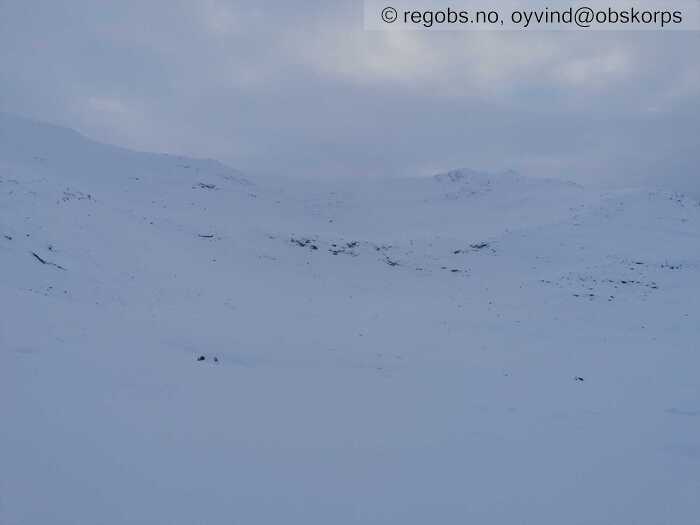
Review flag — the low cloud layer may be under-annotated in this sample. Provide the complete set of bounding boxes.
[1,0,698,190]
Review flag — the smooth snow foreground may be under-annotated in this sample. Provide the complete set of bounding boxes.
[1,113,699,524]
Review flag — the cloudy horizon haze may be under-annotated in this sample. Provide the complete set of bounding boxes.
[1,1,698,191]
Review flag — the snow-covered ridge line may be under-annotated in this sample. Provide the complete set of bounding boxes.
[0,112,251,186]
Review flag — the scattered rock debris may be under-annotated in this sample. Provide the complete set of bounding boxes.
[545,269,661,301]
[60,189,93,203]
[604,279,659,290]
[31,251,66,270]
[384,256,400,267]
[291,237,318,250]
[453,242,493,255]
[329,241,360,256]
[661,263,682,270]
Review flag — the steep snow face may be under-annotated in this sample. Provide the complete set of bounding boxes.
[1,114,700,525]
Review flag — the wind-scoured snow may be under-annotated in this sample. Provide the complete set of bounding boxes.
[1,113,699,524]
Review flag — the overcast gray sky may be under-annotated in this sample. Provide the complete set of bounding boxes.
[1,1,698,189]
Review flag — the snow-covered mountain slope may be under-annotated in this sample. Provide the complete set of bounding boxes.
[2,113,699,525]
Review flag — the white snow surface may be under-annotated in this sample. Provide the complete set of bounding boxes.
[1,113,699,524]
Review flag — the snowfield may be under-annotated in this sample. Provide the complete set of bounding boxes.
[1,112,699,524]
